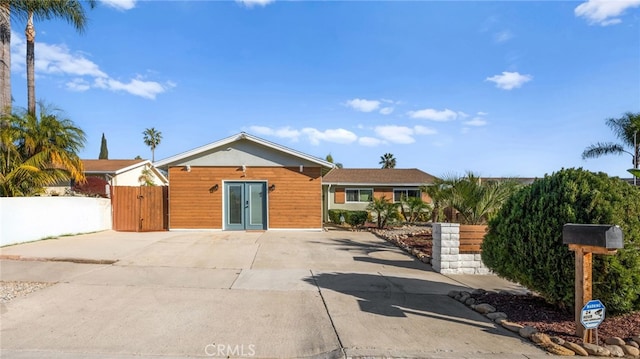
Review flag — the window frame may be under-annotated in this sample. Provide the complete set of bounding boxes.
[393,188,421,203]
[345,188,374,203]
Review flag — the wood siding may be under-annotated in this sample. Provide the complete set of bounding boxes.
[112,186,168,231]
[459,224,488,253]
[168,166,323,229]
[334,187,345,204]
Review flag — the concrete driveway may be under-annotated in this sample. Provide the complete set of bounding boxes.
[1,230,545,358]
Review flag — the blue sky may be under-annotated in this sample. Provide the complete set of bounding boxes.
[8,0,640,178]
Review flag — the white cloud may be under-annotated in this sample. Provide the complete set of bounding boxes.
[464,117,488,126]
[359,137,383,147]
[66,78,91,92]
[414,125,437,135]
[575,0,640,26]
[100,0,136,11]
[477,111,489,116]
[236,0,275,8]
[247,126,300,140]
[375,125,415,144]
[494,30,514,43]
[457,111,470,118]
[486,71,532,90]
[301,128,358,145]
[10,32,173,100]
[345,98,380,113]
[407,108,458,121]
[379,107,394,115]
[94,77,174,100]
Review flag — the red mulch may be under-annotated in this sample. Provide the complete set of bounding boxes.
[473,291,640,344]
[396,233,433,257]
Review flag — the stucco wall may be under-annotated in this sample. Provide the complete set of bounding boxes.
[0,197,112,246]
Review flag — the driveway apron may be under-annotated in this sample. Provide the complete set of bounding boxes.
[1,229,547,358]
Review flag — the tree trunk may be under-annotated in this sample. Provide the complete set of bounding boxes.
[0,3,11,116]
[26,12,36,116]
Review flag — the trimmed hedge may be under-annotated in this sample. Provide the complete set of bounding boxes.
[482,168,640,314]
[328,210,368,227]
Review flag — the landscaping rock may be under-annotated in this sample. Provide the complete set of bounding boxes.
[474,303,496,314]
[530,332,551,344]
[562,341,589,356]
[494,317,507,324]
[464,298,476,306]
[627,340,639,349]
[518,326,538,339]
[604,344,625,357]
[471,288,486,296]
[582,343,611,356]
[501,320,524,332]
[605,337,626,346]
[486,312,508,320]
[448,290,460,298]
[622,344,640,356]
[458,293,471,303]
[633,335,640,344]
[550,336,565,345]
[541,342,575,356]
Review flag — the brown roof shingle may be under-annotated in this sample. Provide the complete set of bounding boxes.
[82,159,146,173]
[323,168,437,185]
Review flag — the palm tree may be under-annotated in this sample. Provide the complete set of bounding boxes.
[582,112,640,173]
[1,1,12,116]
[430,172,520,225]
[0,103,86,196]
[22,0,95,115]
[143,127,162,162]
[367,195,399,229]
[379,153,396,169]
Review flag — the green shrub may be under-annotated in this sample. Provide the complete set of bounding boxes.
[482,168,640,314]
[328,210,368,227]
[347,211,368,227]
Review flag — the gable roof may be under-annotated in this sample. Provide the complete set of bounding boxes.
[154,132,335,171]
[82,159,168,185]
[323,168,437,186]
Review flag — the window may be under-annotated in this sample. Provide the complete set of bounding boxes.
[346,188,373,202]
[394,189,421,202]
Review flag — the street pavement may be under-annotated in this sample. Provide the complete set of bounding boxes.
[0,229,547,358]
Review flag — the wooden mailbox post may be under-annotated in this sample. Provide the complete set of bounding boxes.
[562,224,624,341]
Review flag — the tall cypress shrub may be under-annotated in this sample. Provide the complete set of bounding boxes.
[99,133,108,159]
[482,168,640,314]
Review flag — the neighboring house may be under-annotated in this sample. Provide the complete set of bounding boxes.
[322,168,437,221]
[44,159,168,196]
[82,159,169,188]
[154,132,334,231]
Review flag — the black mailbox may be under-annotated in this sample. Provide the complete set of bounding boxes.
[562,224,624,249]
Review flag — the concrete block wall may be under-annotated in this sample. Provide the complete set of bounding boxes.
[431,223,491,275]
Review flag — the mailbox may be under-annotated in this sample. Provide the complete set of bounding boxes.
[562,224,624,249]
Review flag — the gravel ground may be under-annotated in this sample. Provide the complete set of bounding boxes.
[0,281,56,303]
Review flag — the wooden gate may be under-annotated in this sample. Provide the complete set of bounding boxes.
[111,186,168,231]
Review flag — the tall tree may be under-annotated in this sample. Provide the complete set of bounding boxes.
[1,103,86,196]
[99,132,108,159]
[1,1,12,116]
[582,112,640,173]
[143,127,162,162]
[379,153,396,169]
[23,0,95,115]
[325,153,343,168]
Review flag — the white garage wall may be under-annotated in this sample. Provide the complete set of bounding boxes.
[0,197,112,247]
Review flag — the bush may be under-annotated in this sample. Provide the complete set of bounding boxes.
[482,168,640,314]
[328,209,368,228]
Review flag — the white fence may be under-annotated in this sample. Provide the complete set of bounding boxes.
[0,197,112,247]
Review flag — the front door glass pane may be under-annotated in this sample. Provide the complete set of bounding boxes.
[248,183,263,226]
[228,184,242,225]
